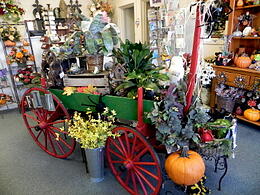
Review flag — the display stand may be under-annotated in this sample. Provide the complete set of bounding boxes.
[0,22,38,108]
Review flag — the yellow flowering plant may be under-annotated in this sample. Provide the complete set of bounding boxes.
[68,108,119,149]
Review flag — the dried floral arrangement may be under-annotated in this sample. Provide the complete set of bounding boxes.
[89,0,113,17]
[0,25,20,42]
[14,67,41,85]
[215,84,245,100]
[0,0,25,22]
[7,46,34,65]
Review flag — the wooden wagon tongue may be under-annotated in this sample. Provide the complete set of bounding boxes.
[136,87,154,138]
[185,5,202,113]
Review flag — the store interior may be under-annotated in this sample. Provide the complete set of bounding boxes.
[0,0,259,195]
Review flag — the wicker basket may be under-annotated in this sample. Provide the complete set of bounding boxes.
[216,95,236,113]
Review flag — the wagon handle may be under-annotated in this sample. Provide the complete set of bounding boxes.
[136,87,151,138]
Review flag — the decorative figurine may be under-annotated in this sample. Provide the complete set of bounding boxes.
[59,0,68,18]
[215,52,224,66]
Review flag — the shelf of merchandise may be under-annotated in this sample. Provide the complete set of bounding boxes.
[235,4,260,10]
[210,0,260,126]
[232,37,260,40]
[0,21,37,110]
[236,115,260,126]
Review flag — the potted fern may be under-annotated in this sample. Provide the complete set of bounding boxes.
[67,108,118,182]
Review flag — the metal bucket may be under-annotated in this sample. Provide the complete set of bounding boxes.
[85,147,104,183]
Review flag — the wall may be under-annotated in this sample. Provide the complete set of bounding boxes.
[109,0,225,56]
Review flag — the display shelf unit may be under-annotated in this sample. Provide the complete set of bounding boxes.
[235,4,260,10]
[210,1,260,126]
[0,21,38,110]
[232,37,260,40]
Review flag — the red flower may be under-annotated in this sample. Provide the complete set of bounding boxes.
[248,100,257,107]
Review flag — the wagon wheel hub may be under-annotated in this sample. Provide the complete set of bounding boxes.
[38,121,48,129]
[124,160,134,169]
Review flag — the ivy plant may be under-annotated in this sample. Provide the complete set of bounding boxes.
[147,80,211,150]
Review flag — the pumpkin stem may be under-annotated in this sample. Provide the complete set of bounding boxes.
[180,146,190,158]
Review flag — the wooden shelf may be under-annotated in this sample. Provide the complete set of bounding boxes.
[235,4,260,10]
[236,115,260,126]
[233,37,260,40]
[212,65,260,75]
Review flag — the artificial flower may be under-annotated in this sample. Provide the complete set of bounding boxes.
[15,52,23,58]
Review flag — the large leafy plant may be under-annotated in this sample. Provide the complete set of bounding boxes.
[56,12,119,58]
[147,81,211,150]
[114,40,169,98]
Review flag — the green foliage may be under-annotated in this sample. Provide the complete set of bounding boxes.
[58,13,119,58]
[113,40,169,98]
[113,40,154,72]
[147,81,211,150]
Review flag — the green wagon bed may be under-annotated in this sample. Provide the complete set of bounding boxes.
[50,89,155,123]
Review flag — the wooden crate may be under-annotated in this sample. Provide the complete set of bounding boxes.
[63,72,110,94]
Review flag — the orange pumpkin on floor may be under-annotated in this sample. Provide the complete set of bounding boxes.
[244,108,260,122]
[165,146,205,186]
[235,56,252,68]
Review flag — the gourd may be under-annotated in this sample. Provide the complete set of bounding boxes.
[165,146,205,186]
[235,56,252,68]
[244,108,260,122]
[0,99,7,105]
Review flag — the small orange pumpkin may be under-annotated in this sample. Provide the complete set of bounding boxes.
[0,99,7,105]
[235,56,252,68]
[244,108,260,122]
[165,146,205,186]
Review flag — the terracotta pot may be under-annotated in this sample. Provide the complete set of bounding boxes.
[235,56,252,68]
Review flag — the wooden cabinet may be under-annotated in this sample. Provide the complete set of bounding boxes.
[210,65,260,126]
[210,1,260,126]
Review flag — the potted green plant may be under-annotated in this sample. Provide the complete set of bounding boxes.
[67,108,118,182]
[62,12,120,73]
[113,40,169,99]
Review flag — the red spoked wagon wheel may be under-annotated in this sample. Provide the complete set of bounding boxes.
[106,126,162,195]
[20,87,75,158]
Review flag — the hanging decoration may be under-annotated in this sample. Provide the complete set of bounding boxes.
[0,0,25,22]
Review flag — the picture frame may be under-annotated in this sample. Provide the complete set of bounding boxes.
[150,0,162,7]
